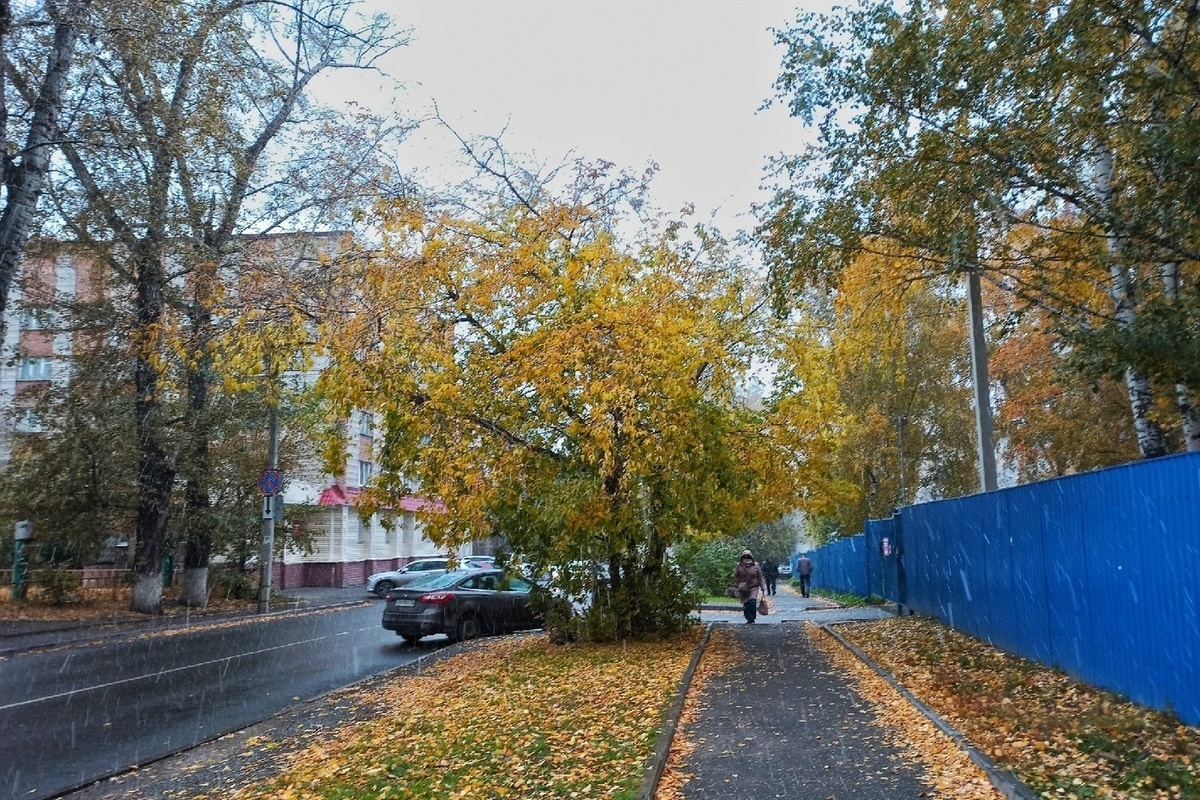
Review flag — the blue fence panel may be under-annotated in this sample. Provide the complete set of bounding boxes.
[809,535,867,598]
[1001,485,1055,665]
[864,517,898,601]
[807,450,1200,726]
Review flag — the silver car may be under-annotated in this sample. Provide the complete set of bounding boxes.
[366,557,453,597]
[366,555,495,598]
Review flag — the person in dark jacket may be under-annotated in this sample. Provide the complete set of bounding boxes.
[734,550,765,623]
[762,557,779,596]
[796,553,814,598]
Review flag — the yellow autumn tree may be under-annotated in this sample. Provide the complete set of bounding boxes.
[775,245,979,539]
[316,160,821,639]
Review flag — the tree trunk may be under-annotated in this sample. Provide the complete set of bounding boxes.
[0,0,87,342]
[180,295,213,608]
[131,571,164,616]
[1094,140,1169,458]
[130,423,173,614]
[179,567,209,608]
[1148,76,1200,452]
[129,245,175,614]
[1174,384,1200,451]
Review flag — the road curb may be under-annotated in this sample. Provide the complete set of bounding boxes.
[636,622,713,800]
[819,621,1040,800]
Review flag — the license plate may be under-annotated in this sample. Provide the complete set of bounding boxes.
[395,599,415,607]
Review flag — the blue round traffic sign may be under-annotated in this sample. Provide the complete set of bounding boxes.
[257,469,283,495]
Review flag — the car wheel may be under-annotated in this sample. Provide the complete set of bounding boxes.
[400,633,422,643]
[457,616,480,642]
[373,580,395,598]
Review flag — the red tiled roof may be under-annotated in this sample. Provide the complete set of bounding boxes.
[317,484,443,512]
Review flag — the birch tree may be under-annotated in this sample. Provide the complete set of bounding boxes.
[772,246,977,535]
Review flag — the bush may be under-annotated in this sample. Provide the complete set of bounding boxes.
[210,568,257,600]
[533,560,700,644]
[32,567,83,605]
[676,539,742,597]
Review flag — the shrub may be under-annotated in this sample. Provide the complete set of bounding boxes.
[210,568,257,600]
[676,539,742,597]
[32,567,83,605]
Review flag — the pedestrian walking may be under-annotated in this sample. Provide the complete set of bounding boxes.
[762,556,779,596]
[796,553,814,598]
[734,549,765,623]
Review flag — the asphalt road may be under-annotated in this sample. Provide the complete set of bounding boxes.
[0,601,446,800]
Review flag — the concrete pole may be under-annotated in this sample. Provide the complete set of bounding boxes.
[967,267,998,492]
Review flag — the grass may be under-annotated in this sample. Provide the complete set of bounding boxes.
[810,587,872,606]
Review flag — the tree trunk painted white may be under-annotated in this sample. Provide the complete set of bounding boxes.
[131,572,163,616]
[179,568,209,608]
[1094,141,1169,458]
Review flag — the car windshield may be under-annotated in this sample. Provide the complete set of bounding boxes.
[407,571,467,590]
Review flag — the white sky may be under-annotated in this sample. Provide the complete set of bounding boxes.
[343,1,820,235]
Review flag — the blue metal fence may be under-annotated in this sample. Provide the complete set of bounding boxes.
[808,450,1200,726]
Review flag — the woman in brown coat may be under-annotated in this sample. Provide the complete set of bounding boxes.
[733,549,765,623]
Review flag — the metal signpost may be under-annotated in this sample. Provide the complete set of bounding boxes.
[257,405,281,614]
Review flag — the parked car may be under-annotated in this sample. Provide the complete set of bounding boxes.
[366,557,454,598]
[778,559,793,579]
[367,555,500,598]
[381,569,541,643]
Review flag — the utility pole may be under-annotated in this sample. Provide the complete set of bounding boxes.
[967,263,998,492]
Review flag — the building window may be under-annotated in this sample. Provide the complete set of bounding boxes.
[358,412,373,437]
[19,308,55,331]
[17,357,52,381]
[358,460,373,487]
[13,409,45,433]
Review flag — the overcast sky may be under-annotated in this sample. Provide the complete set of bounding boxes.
[344,1,820,235]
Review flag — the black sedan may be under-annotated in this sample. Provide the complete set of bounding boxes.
[381,569,541,643]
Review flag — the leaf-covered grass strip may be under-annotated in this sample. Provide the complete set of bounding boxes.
[836,617,1200,800]
[231,631,701,800]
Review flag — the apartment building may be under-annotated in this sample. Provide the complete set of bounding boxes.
[0,236,445,588]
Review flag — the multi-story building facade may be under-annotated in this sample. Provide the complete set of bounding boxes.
[1,236,448,588]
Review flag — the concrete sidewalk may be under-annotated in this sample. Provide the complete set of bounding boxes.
[670,621,933,800]
[669,585,935,799]
[697,580,895,625]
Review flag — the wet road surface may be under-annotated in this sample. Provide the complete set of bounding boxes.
[0,601,446,799]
